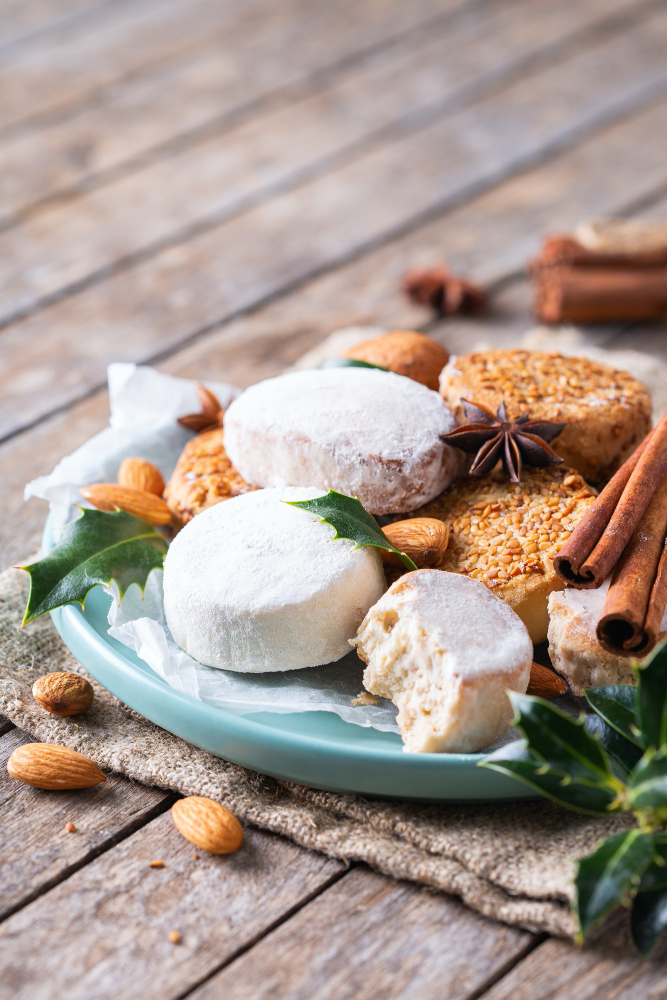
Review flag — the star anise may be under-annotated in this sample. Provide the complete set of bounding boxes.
[178,383,225,433]
[442,399,566,483]
[402,265,487,316]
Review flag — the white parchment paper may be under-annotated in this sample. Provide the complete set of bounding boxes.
[26,364,399,733]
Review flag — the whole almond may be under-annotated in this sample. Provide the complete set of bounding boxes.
[381,518,449,568]
[32,672,94,717]
[527,661,568,699]
[7,743,106,789]
[171,796,243,855]
[118,457,165,496]
[81,483,172,526]
[343,330,449,391]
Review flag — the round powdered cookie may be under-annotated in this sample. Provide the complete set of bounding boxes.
[223,369,461,514]
[163,487,386,672]
[547,585,667,695]
[407,466,597,643]
[439,350,651,481]
[163,427,258,526]
[353,570,532,753]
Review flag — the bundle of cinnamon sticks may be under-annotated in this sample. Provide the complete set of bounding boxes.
[530,227,667,323]
[554,412,667,657]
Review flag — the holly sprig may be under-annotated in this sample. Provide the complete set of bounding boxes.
[482,641,667,953]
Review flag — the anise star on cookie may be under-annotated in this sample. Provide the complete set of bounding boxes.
[442,398,566,483]
[178,384,225,433]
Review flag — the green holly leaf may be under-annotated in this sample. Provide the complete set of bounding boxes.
[631,886,667,955]
[583,715,643,779]
[574,829,655,940]
[636,640,667,750]
[637,837,667,894]
[20,507,168,626]
[585,685,642,748]
[482,751,622,815]
[508,693,617,784]
[628,748,667,809]
[285,489,418,571]
[318,358,389,372]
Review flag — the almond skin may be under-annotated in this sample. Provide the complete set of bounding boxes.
[381,518,449,568]
[118,457,165,496]
[171,796,243,855]
[343,330,449,391]
[7,743,106,789]
[81,483,172,526]
[527,661,568,699]
[32,672,94,717]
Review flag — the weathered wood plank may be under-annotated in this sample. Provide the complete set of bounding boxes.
[0,810,345,1000]
[0,0,472,223]
[0,0,111,52]
[0,0,453,135]
[478,915,667,999]
[4,23,667,443]
[189,866,536,1000]
[1,0,664,327]
[0,717,14,738]
[0,0,642,225]
[0,729,170,921]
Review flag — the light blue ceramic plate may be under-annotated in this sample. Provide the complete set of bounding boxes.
[44,517,534,803]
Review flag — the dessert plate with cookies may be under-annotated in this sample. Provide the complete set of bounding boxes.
[26,330,666,802]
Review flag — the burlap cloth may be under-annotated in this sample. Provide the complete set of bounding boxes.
[1,565,635,938]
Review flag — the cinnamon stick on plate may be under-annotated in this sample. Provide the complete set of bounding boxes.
[553,411,667,588]
[597,469,667,657]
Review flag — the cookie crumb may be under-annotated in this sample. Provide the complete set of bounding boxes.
[168,931,181,944]
[149,860,165,868]
[64,821,76,833]
[351,691,380,707]
[193,853,199,860]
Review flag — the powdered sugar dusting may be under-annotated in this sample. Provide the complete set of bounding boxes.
[223,369,460,514]
[163,487,386,672]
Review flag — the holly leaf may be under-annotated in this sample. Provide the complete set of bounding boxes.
[628,747,667,809]
[481,752,621,815]
[637,837,667,894]
[583,715,643,779]
[635,640,667,750]
[508,692,617,784]
[318,358,389,372]
[585,685,642,748]
[20,507,167,626]
[631,886,667,955]
[285,489,418,571]
[574,829,655,940]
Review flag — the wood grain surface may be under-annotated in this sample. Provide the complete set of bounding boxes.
[3,0,667,995]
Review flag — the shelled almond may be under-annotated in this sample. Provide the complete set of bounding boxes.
[527,661,568,699]
[171,796,243,854]
[381,518,449,568]
[118,457,165,496]
[343,330,449,391]
[32,672,94,716]
[7,743,106,789]
[80,483,172,526]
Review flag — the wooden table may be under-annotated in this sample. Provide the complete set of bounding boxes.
[2,0,667,995]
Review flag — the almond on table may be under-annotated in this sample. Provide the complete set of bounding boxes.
[7,743,106,790]
[32,672,94,717]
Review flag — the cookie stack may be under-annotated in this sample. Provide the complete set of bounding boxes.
[154,329,653,754]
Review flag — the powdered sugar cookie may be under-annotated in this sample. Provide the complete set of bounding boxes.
[354,570,532,753]
[223,369,461,514]
[163,487,386,672]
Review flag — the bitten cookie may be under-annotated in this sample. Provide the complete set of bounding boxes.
[408,467,597,643]
[440,350,651,481]
[547,584,667,695]
[163,427,258,526]
[223,369,461,514]
[163,487,386,672]
[353,570,532,753]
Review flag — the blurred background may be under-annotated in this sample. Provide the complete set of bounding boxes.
[2,0,667,567]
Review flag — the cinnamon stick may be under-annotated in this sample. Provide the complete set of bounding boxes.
[597,469,667,657]
[533,265,667,324]
[553,416,666,588]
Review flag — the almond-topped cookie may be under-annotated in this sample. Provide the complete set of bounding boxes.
[439,350,651,482]
[407,466,597,643]
[163,427,258,526]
